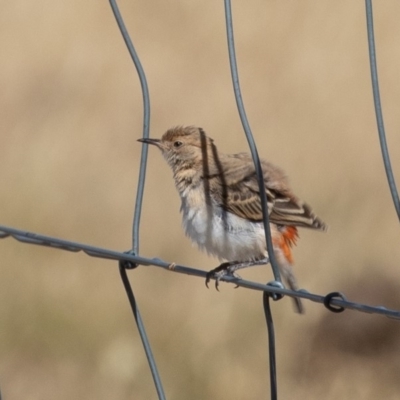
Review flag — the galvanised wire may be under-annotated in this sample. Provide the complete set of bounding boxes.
[224,0,282,287]
[0,2,399,400]
[365,0,400,222]
[224,1,280,396]
[109,0,151,254]
[118,262,166,400]
[263,291,277,400]
[1,224,400,320]
[109,1,166,399]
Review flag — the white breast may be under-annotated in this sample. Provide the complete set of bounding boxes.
[179,188,267,262]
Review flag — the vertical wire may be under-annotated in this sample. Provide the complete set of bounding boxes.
[109,0,151,253]
[119,266,166,400]
[224,0,282,283]
[109,2,166,399]
[365,0,400,222]
[263,291,278,400]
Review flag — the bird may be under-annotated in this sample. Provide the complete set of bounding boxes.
[138,126,327,313]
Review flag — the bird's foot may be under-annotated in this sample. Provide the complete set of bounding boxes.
[205,262,243,290]
[205,258,270,290]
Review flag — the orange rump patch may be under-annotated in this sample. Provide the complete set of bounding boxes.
[278,226,299,264]
[282,226,299,247]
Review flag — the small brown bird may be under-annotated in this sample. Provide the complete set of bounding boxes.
[138,126,327,313]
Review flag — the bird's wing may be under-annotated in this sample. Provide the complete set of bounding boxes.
[208,153,327,231]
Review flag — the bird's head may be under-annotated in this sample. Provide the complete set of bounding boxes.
[138,126,215,172]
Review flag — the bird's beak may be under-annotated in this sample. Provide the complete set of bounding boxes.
[137,137,161,146]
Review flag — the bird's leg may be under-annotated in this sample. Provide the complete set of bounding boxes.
[205,257,270,290]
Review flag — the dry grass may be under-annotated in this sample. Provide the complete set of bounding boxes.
[1,1,400,399]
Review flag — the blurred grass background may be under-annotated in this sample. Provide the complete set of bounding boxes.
[1,1,400,399]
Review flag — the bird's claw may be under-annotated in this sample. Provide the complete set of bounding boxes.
[205,267,242,290]
[205,271,215,289]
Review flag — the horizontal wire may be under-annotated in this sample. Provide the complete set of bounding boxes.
[1,224,399,320]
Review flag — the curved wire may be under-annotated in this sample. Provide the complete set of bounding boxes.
[223,0,282,284]
[365,0,400,221]
[109,0,151,253]
[108,2,165,399]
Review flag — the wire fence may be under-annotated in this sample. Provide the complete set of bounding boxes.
[1,1,400,399]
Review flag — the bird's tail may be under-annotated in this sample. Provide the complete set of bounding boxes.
[281,265,304,314]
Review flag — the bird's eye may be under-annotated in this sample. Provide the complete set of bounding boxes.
[173,141,183,148]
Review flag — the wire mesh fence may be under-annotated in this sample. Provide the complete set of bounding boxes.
[1,1,399,399]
